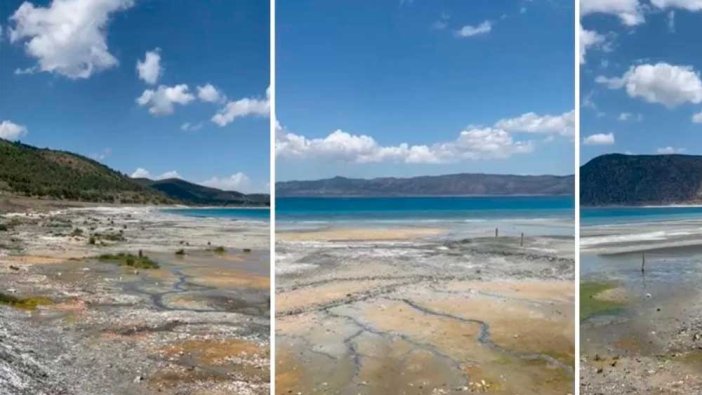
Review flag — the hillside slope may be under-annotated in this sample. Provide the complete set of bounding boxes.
[134,178,269,206]
[0,139,269,206]
[581,154,702,206]
[0,139,169,204]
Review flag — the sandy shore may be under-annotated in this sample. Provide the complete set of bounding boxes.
[0,206,270,395]
[581,220,702,394]
[276,224,574,394]
[277,227,445,242]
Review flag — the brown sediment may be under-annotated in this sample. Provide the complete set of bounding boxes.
[46,298,87,314]
[277,227,445,241]
[443,280,574,303]
[189,272,269,289]
[276,279,400,314]
[407,285,574,364]
[151,339,269,394]
[160,338,266,365]
[593,286,630,304]
[275,347,310,395]
[3,255,75,265]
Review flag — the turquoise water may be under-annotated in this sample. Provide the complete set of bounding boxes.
[582,206,702,226]
[276,196,573,222]
[164,207,270,221]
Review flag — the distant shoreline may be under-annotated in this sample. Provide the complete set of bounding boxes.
[276,194,574,198]
[0,196,269,215]
[583,203,702,208]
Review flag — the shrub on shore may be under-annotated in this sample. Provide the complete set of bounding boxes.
[0,292,52,310]
[98,253,160,269]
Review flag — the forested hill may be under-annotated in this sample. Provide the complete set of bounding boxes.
[0,139,169,204]
[581,153,702,206]
[0,139,269,206]
[134,178,270,206]
[276,173,573,197]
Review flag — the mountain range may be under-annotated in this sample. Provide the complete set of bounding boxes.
[276,173,573,197]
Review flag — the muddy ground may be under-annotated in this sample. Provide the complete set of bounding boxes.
[0,206,270,395]
[581,220,702,394]
[276,226,575,395]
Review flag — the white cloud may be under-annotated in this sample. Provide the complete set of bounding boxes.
[158,170,180,179]
[136,49,162,85]
[90,148,111,161]
[583,133,615,145]
[130,168,150,178]
[581,0,644,26]
[652,0,702,10]
[618,112,642,121]
[136,84,195,116]
[202,172,252,192]
[14,67,36,75]
[276,125,533,164]
[494,111,574,137]
[212,88,270,126]
[9,0,133,79]
[692,111,702,123]
[667,11,676,32]
[596,63,702,107]
[180,122,203,132]
[129,168,180,179]
[580,25,606,64]
[0,120,28,141]
[455,21,492,38]
[197,84,223,103]
[432,13,450,30]
[657,146,685,154]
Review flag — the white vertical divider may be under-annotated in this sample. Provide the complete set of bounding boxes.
[574,0,581,393]
[269,0,277,392]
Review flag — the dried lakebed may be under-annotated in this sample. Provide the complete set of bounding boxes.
[0,207,270,395]
[276,227,575,395]
[581,220,702,395]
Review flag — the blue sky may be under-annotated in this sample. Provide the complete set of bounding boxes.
[276,0,574,181]
[581,0,702,164]
[0,0,269,193]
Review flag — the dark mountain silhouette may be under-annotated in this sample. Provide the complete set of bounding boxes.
[581,153,702,206]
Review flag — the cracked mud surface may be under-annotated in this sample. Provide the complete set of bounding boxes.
[276,225,574,394]
[0,206,270,395]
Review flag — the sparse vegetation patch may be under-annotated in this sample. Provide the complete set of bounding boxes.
[98,253,160,269]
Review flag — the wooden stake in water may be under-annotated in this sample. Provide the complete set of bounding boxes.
[495,227,498,238]
[520,232,524,247]
[641,252,645,273]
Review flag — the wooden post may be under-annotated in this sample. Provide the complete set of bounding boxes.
[495,227,498,238]
[520,232,524,247]
[641,252,645,273]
